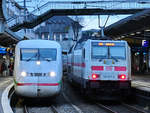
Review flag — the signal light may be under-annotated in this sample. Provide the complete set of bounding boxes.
[118,74,126,80]
[98,43,103,46]
[92,74,99,79]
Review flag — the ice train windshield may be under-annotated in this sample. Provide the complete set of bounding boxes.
[21,48,57,61]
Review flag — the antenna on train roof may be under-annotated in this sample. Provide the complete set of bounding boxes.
[98,15,112,40]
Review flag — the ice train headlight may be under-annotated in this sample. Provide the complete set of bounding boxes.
[49,71,56,77]
[36,61,41,65]
[21,71,27,77]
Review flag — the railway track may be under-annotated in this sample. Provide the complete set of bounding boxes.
[121,103,148,113]
[12,79,150,113]
[96,102,148,113]
[22,93,82,113]
[23,104,59,113]
[96,103,117,113]
[62,92,83,113]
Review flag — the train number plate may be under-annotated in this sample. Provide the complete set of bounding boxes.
[30,73,46,76]
[34,73,42,76]
[102,74,116,79]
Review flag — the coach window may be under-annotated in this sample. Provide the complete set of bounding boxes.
[83,48,85,59]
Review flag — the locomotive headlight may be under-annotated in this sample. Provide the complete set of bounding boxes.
[36,61,41,65]
[49,71,56,77]
[21,71,27,77]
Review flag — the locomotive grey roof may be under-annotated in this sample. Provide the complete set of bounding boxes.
[16,40,61,48]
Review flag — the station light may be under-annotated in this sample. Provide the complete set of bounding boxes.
[130,33,135,36]
[136,32,141,34]
[145,29,150,32]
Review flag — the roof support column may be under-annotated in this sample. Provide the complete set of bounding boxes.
[0,18,5,32]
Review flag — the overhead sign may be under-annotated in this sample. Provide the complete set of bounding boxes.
[0,48,6,54]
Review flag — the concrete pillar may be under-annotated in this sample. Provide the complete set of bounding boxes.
[0,19,5,33]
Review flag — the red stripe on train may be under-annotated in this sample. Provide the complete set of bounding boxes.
[17,83,59,86]
[114,66,126,71]
[72,63,85,67]
[91,66,104,71]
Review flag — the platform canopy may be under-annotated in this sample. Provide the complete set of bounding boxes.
[104,9,150,41]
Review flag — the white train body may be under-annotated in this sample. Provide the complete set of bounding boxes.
[68,39,131,95]
[14,40,62,98]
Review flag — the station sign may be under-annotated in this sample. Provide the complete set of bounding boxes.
[0,48,6,54]
[142,40,149,47]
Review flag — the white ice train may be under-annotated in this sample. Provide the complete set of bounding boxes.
[14,40,62,98]
[67,39,131,97]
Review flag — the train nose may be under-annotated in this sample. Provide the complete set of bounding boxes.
[36,85,61,97]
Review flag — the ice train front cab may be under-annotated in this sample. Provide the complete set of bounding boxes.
[14,40,62,98]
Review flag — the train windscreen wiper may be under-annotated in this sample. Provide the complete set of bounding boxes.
[110,56,118,62]
[39,54,52,62]
[26,53,38,62]
[44,58,52,62]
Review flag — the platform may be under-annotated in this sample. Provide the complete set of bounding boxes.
[132,74,150,90]
[132,74,150,98]
[0,77,13,113]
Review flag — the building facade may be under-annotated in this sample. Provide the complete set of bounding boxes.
[35,16,82,53]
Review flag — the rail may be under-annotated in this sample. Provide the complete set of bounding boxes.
[96,103,118,113]
[122,103,148,113]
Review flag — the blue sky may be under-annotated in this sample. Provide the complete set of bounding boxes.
[16,0,150,30]
[81,15,129,30]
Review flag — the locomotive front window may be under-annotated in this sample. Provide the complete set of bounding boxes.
[21,49,38,61]
[92,42,126,60]
[110,46,126,59]
[21,48,57,61]
[39,48,57,61]
[92,46,108,59]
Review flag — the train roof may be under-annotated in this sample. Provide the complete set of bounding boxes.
[16,40,61,48]
[88,39,127,43]
[77,37,127,44]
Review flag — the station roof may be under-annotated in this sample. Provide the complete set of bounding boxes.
[0,28,21,47]
[104,9,150,40]
[10,8,145,32]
